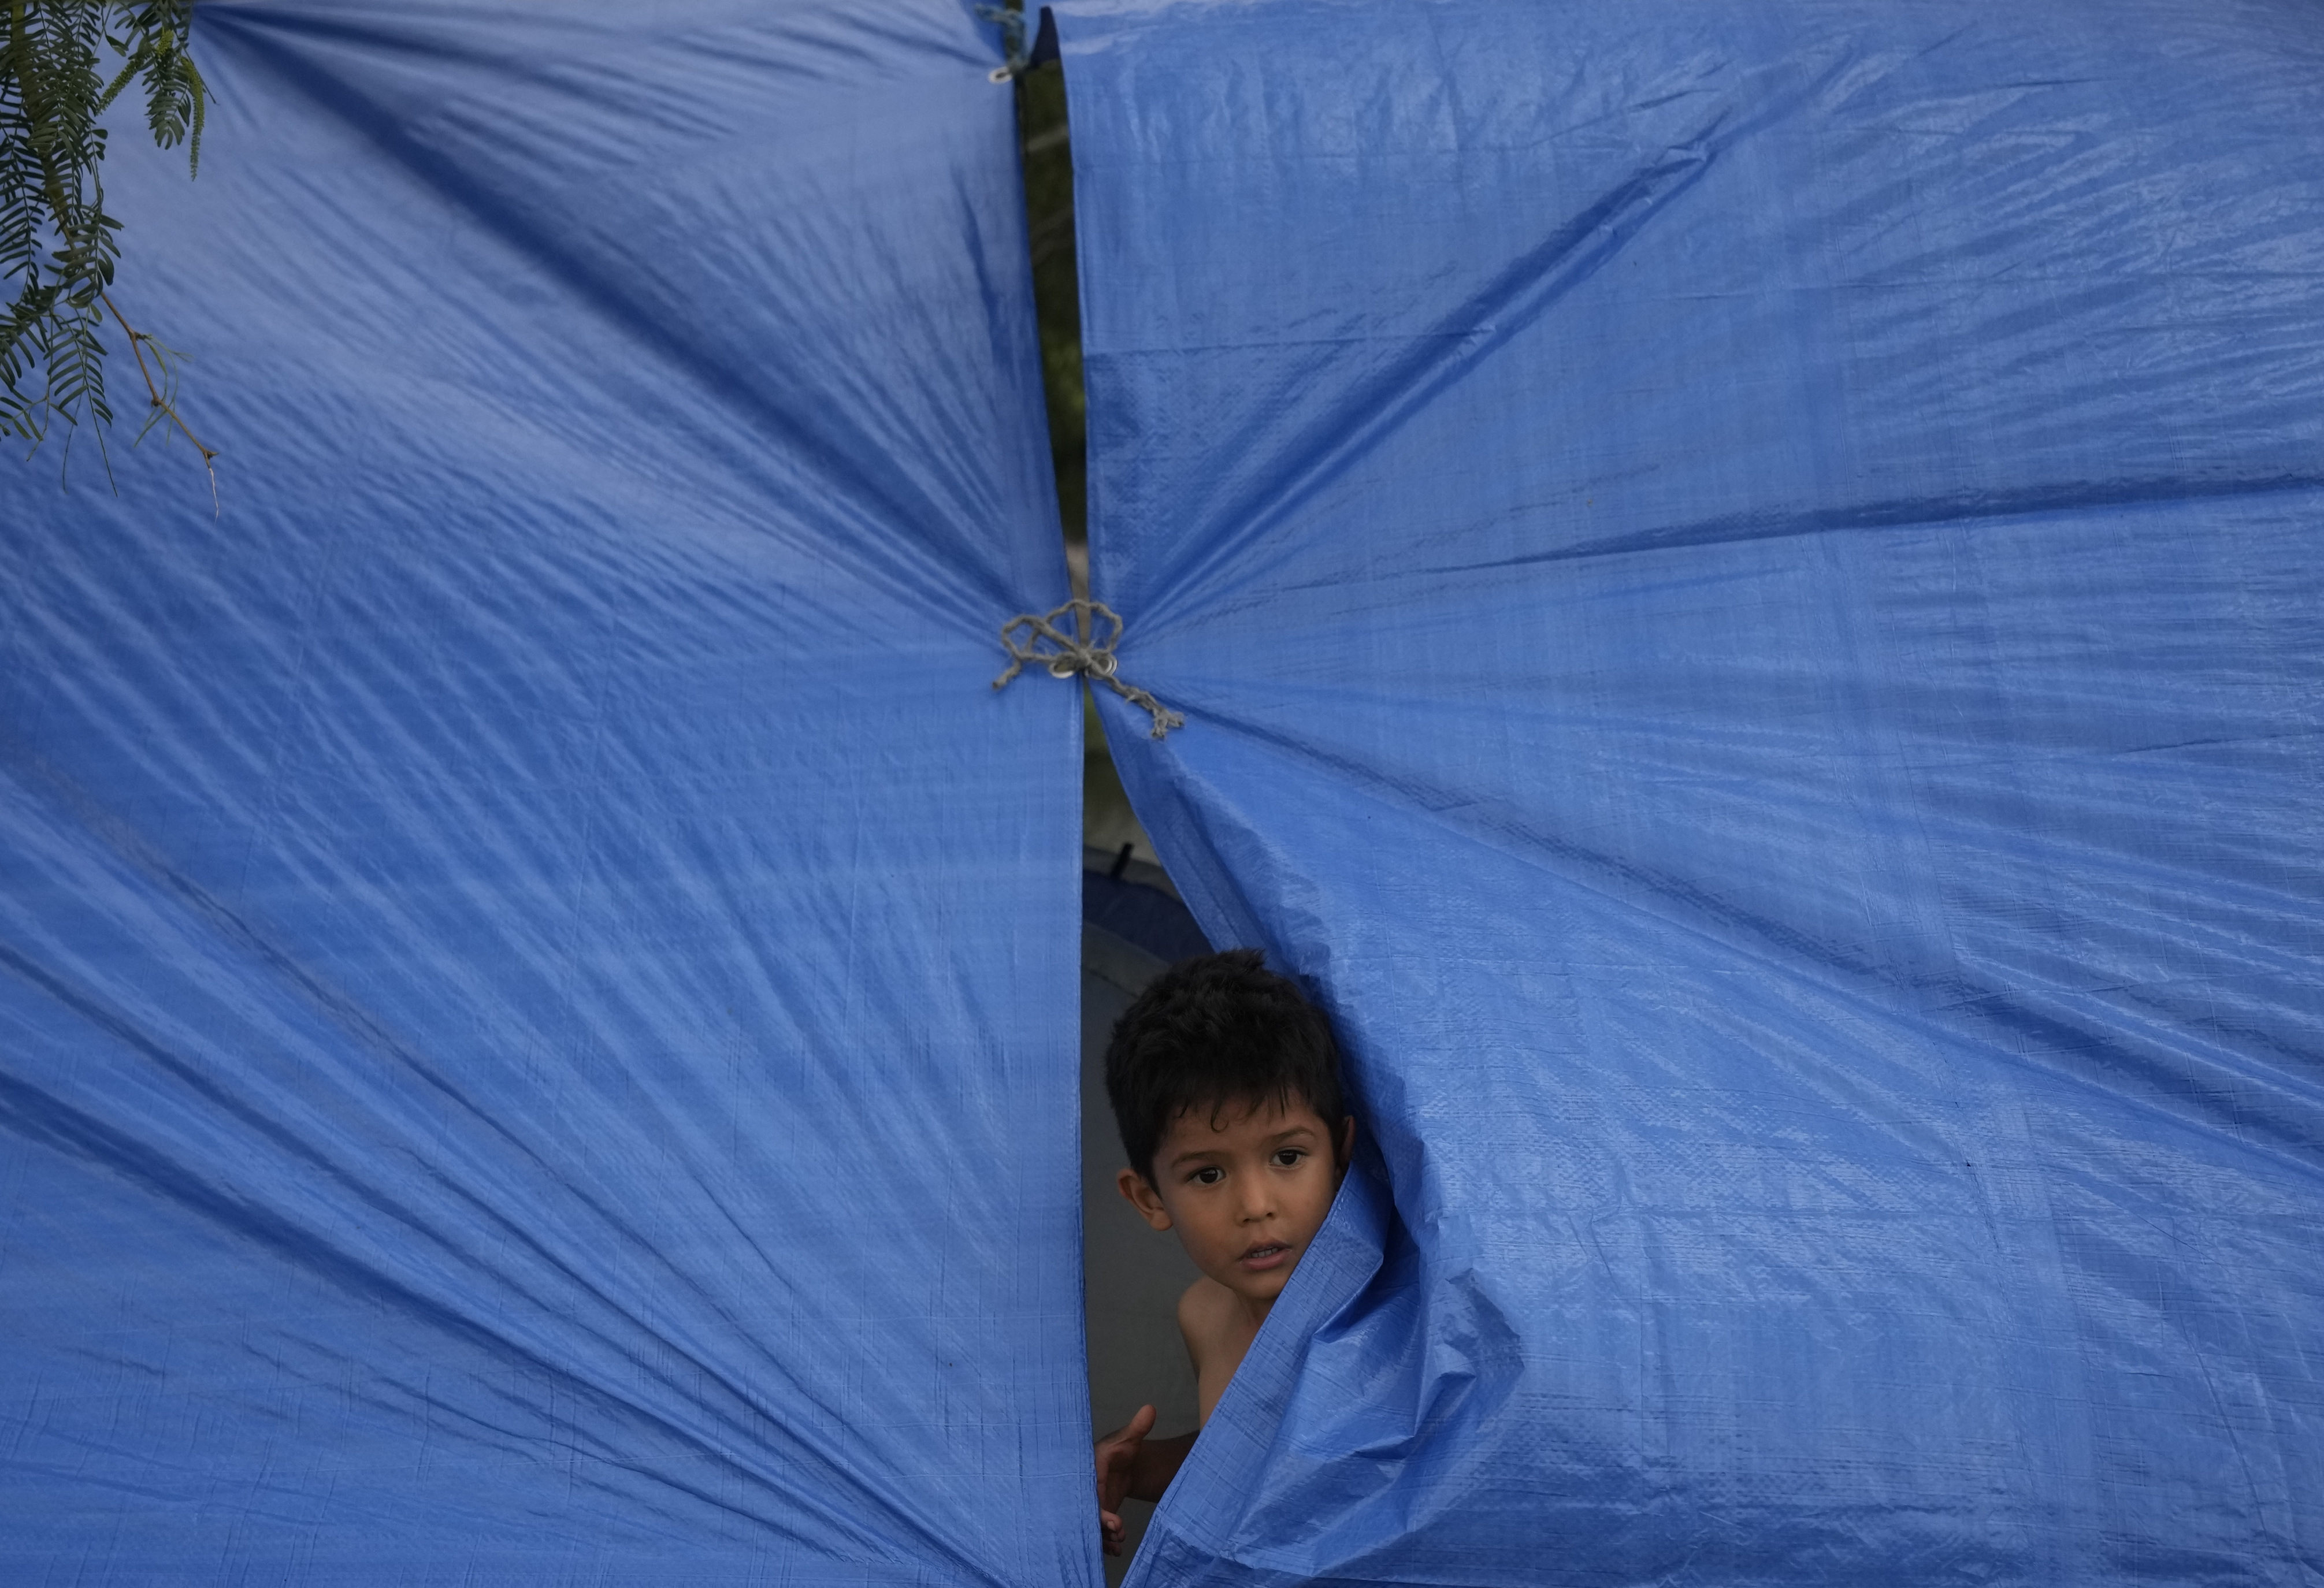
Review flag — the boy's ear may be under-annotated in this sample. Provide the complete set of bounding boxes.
[1337,1114,1357,1165]
[1116,1167,1173,1232]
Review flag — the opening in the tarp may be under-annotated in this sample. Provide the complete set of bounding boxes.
[1013,38,1215,1582]
[1077,850,1207,1583]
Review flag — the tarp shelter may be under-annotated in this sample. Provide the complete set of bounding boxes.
[6,0,2324,1583]
[2,3,1089,1581]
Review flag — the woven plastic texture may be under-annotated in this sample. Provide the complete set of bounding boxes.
[0,3,1093,1582]
[1056,2,2324,1583]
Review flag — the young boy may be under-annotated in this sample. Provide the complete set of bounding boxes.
[1091,949,1355,1557]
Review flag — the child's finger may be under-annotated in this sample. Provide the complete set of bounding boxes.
[1098,1404,1159,1449]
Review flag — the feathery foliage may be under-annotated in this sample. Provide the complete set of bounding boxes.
[2,0,209,482]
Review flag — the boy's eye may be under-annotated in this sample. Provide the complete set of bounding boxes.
[1189,1166,1224,1185]
[1272,1148,1308,1168]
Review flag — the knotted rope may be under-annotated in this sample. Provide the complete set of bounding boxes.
[992,599,1185,739]
[976,3,1030,80]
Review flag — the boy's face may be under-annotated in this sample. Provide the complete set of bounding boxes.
[1118,1095,1353,1311]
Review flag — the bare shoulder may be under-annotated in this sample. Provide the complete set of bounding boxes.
[1177,1277,1259,1424]
[1175,1277,1239,1364]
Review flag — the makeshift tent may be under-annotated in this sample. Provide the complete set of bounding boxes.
[1057,1,2324,1583]
[3,1,2322,1586]
[0,2,1092,1582]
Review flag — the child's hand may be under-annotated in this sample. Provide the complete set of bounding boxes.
[1094,1403,1157,1556]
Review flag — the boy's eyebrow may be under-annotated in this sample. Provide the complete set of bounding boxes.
[1163,1122,1323,1169]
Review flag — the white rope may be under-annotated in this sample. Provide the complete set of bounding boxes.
[992,598,1185,739]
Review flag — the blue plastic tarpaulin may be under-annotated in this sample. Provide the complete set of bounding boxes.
[0,3,1094,1582]
[8,0,2324,1583]
[1057,1,2324,1583]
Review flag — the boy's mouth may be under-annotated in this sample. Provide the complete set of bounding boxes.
[1239,1241,1293,1271]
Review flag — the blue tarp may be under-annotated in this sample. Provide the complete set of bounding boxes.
[0,3,1093,1582]
[6,0,2324,1583]
[1059,2,2324,1583]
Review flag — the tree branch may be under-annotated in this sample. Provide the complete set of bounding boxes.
[100,287,216,512]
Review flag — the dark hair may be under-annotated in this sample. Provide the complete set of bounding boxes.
[1104,948,1346,1185]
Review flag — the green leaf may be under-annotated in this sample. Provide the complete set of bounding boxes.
[2,0,208,483]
